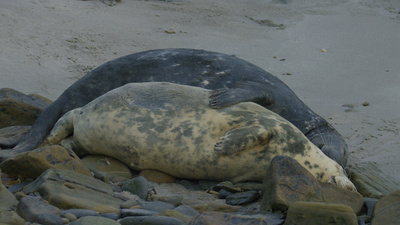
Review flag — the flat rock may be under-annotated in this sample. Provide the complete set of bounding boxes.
[155,209,193,224]
[22,168,122,213]
[0,210,25,225]
[226,191,261,205]
[371,190,400,225]
[82,155,133,182]
[261,156,323,211]
[70,216,120,225]
[0,88,52,129]
[139,169,176,183]
[319,182,365,214]
[189,212,269,225]
[0,125,30,149]
[119,215,186,225]
[0,170,19,210]
[16,196,62,224]
[0,145,92,180]
[346,162,400,198]
[284,201,358,225]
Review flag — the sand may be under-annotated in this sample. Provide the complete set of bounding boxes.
[1,0,399,182]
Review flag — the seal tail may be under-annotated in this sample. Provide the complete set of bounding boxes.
[12,99,65,153]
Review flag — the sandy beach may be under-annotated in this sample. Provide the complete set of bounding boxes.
[1,0,399,182]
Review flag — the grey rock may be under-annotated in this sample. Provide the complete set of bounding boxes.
[189,212,269,225]
[16,196,61,223]
[0,182,19,210]
[35,214,64,225]
[346,162,400,198]
[226,191,261,205]
[364,197,378,217]
[0,88,51,129]
[0,210,25,225]
[174,205,200,217]
[141,200,175,212]
[0,125,30,149]
[261,156,322,211]
[371,190,400,225]
[121,176,148,199]
[61,209,98,218]
[99,212,120,220]
[284,201,358,225]
[319,182,365,215]
[120,215,186,225]
[70,216,120,225]
[22,168,122,213]
[120,208,158,217]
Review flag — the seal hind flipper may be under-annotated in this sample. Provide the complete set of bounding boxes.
[41,110,75,146]
[209,81,274,109]
[215,125,271,155]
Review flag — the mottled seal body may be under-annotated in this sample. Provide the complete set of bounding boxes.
[44,82,355,190]
[15,48,348,166]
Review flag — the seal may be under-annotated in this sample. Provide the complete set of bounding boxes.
[43,82,355,190]
[13,48,348,166]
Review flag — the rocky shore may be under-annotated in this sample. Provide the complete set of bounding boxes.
[1,89,399,225]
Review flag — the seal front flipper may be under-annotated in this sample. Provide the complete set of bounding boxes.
[209,81,274,109]
[215,125,272,156]
[41,110,75,146]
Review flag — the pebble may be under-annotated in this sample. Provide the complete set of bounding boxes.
[120,208,158,217]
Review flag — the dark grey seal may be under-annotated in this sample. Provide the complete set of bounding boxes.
[12,48,348,166]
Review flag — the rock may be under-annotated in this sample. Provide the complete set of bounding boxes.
[81,155,133,182]
[234,182,263,191]
[22,168,122,213]
[70,216,120,225]
[364,197,378,217]
[189,212,269,225]
[0,88,52,129]
[174,205,200,217]
[0,210,25,225]
[35,214,64,225]
[226,191,261,205]
[61,209,98,218]
[0,145,92,180]
[284,201,358,225]
[120,215,186,225]
[139,169,176,183]
[64,213,78,222]
[141,200,176,212]
[0,169,19,210]
[16,196,62,224]
[155,209,193,224]
[319,182,364,214]
[212,181,242,193]
[0,125,30,149]
[120,208,158,217]
[261,156,322,211]
[371,190,400,225]
[346,162,400,198]
[121,176,148,200]
[120,199,140,209]
[98,212,120,220]
[193,202,242,213]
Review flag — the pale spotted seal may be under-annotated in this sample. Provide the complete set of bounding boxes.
[13,48,348,166]
[43,82,355,190]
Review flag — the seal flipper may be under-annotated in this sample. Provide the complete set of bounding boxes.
[210,81,274,109]
[41,110,75,146]
[215,125,271,156]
